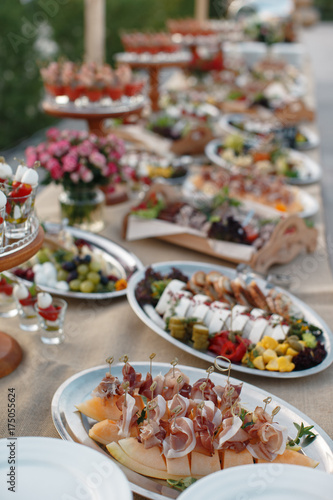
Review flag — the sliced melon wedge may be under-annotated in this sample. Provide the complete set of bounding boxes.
[76,396,122,422]
[89,419,120,446]
[191,451,221,476]
[107,441,185,480]
[222,448,254,469]
[256,449,319,468]
[166,455,191,476]
[118,437,167,471]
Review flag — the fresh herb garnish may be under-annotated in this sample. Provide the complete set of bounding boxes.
[167,477,197,491]
[287,422,317,449]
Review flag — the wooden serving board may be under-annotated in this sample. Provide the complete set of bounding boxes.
[0,331,23,378]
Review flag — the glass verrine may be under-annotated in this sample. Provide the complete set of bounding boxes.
[15,294,38,331]
[4,185,37,239]
[0,205,5,251]
[0,277,17,318]
[35,298,67,345]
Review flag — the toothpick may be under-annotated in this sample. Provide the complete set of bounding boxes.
[271,406,281,422]
[149,352,156,375]
[122,381,129,408]
[199,381,207,402]
[177,375,183,395]
[171,405,182,425]
[206,366,214,382]
[105,356,114,375]
[214,355,232,385]
[150,381,157,400]
[119,354,129,364]
[170,357,179,378]
[263,396,272,412]
[33,161,41,169]
[197,401,205,425]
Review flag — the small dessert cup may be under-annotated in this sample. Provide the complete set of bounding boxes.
[15,295,38,331]
[35,298,67,345]
[4,185,37,239]
[0,277,17,318]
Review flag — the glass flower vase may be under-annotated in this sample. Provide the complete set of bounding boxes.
[59,187,105,232]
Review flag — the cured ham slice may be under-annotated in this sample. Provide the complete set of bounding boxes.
[163,367,191,400]
[91,372,121,399]
[139,420,166,449]
[122,362,142,395]
[149,394,167,423]
[168,393,190,418]
[214,416,243,449]
[191,378,218,405]
[163,417,196,459]
[118,394,140,438]
[246,422,288,461]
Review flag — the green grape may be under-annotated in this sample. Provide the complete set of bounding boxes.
[80,280,95,293]
[77,264,89,276]
[37,249,49,264]
[106,281,115,292]
[87,272,101,285]
[89,260,101,272]
[95,283,105,293]
[69,279,81,291]
[57,269,68,282]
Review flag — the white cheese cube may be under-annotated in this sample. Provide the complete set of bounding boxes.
[248,318,269,344]
[155,280,187,315]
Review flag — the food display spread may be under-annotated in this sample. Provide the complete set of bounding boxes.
[76,360,319,486]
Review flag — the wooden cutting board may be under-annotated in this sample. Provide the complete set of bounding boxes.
[0,331,22,378]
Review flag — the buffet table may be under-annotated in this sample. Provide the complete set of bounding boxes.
[0,172,333,499]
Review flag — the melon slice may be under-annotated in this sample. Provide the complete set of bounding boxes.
[89,419,120,446]
[256,449,319,468]
[107,441,185,480]
[190,451,221,476]
[222,448,254,469]
[76,394,144,422]
[76,396,122,421]
[118,437,167,471]
[166,456,191,476]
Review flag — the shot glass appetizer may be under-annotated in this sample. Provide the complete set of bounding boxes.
[13,283,38,331]
[35,292,67,345]
[0,274,17,318]
[0,157,13,192]
[0,190,6,250]
[4,166,38,239]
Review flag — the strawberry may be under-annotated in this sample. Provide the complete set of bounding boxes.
[19,294,37,307]
[0,216,3,224]
[38,305,60,321]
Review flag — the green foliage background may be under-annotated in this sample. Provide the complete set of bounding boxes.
[0,0,195,150]
[0,0,331,150]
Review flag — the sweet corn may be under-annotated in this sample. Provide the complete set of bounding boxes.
[263,349,278,364]
[253,356,265,370]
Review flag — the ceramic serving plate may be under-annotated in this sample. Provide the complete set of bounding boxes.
[6,222,144,300]
[51,362,333,500]
[0,436,132,500]
[205,138,322,185]
[126,261,333,379]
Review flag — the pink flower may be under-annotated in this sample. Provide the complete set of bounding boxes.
[89,151,106,169]
[70,172,80,183]
[46,127,61,141]
[48,139,71,157]
[79,165,94,183]
[25,146,37,167]
[77,140,94,157]
[46,158,62,180]
[36,143,46,154]
[39,152,51,165]
[107,162,118,175]
[62,153,78,173]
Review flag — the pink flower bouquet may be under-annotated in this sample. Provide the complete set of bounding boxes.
[25,128,126,192]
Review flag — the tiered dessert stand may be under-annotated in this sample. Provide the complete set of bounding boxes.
[115,51,191,111]
[0,215,44,378]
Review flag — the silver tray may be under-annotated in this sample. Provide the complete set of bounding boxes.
[126,261,333,379]
[6,222,144,300]
[51,362,333,500]
[205,138,322,186]
[219,113,320,152]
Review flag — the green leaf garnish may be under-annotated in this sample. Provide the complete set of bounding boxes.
[287,422,317,448]
[167,477,197,491]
